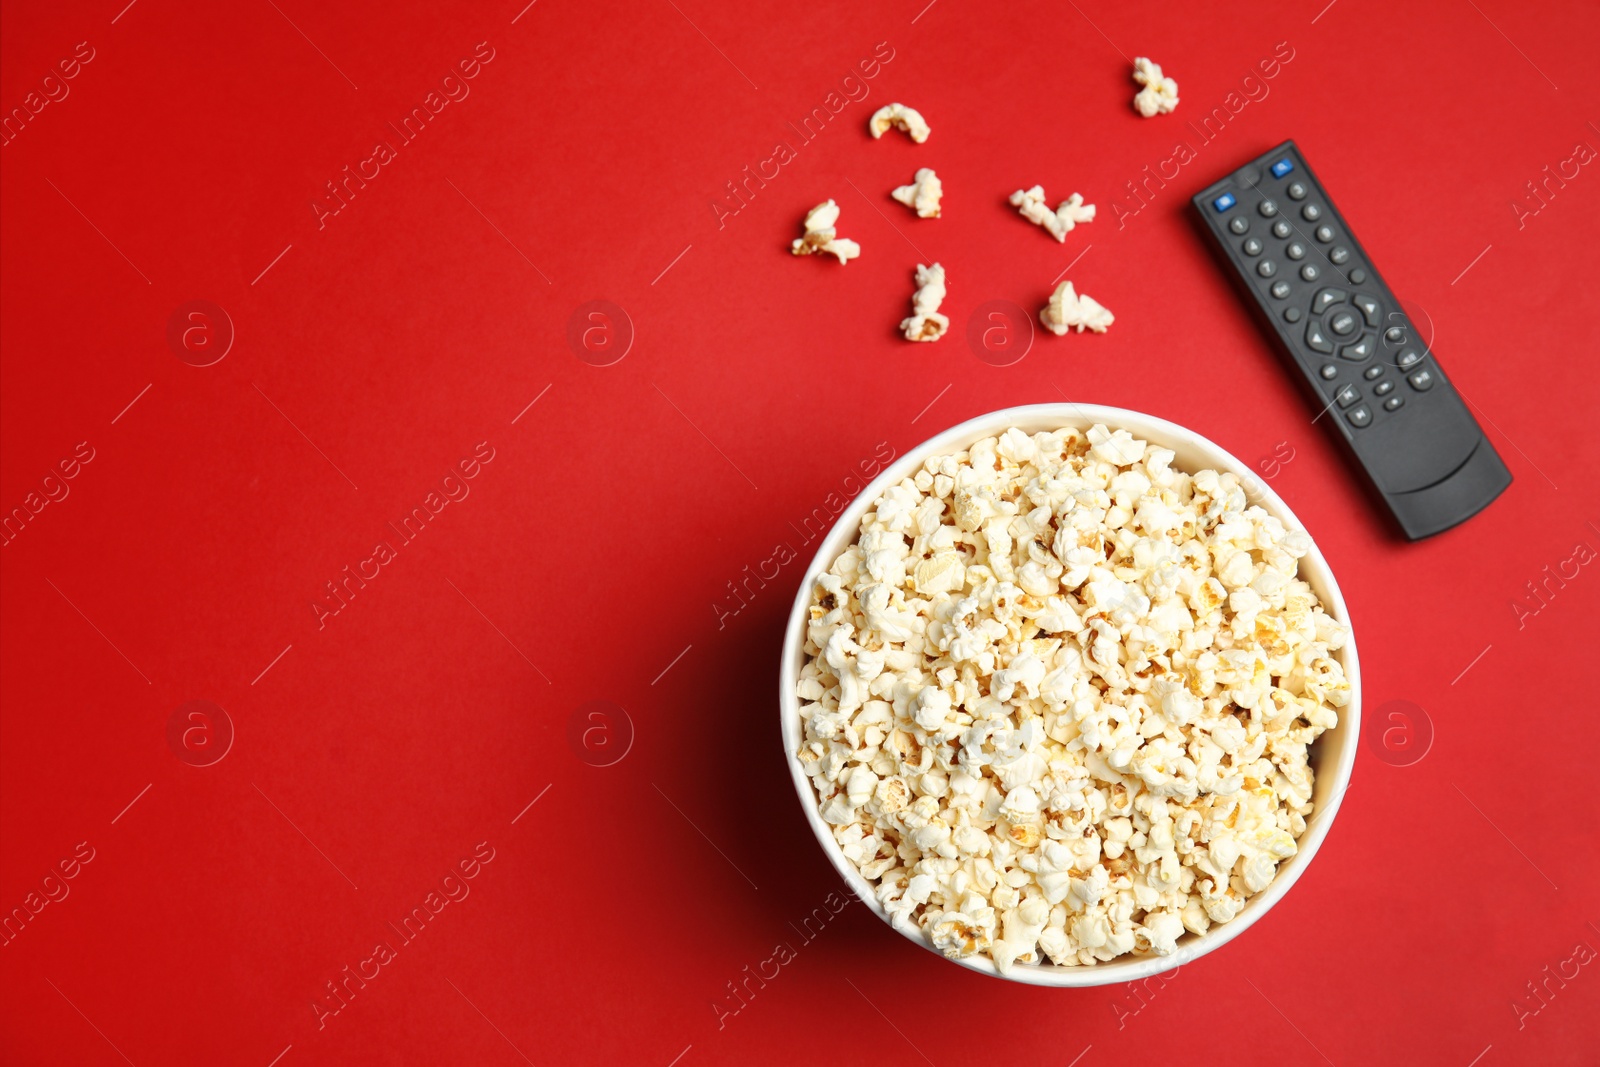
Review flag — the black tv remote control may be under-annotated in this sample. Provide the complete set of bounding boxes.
[1192,140,1510,540]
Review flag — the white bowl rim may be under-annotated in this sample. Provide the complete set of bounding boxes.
[778,403,1361,987]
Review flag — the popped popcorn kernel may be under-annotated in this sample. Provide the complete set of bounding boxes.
[1133,57,1179,117]
[869,102,931,143]
[900,262,949,343]
[1040,281,1114,336]
[790,199,860,264]
[893,167,943,218]
[1009,185,1096,242]
[796,423,1348,971]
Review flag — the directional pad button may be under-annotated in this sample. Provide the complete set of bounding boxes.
[1351,293,1381,327]
[1310,287,1347,315]
[1339,333,1377,361]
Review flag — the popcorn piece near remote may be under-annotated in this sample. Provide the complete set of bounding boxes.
[1133,56,1179,117]
[900,262,949,342]
[790,200,861,264]
[869,103,931,143]
[1009,186,1095,242]
[1041,280,1114,335]
[893,168,943,218]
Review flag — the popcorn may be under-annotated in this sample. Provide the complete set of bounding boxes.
[790,200,860,264]
[892,168,943,219]
[912,685,952,731]
[1132,57,1179,117]
[1009,186,1096,243]
[796,423,1348,971]
[931,904,994,957]
[900,262,949,343]
[869,102,931,143]
[1040,281,1115,335]
[998,785,1043,824]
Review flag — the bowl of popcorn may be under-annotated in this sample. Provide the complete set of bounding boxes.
[781,404,1358,986]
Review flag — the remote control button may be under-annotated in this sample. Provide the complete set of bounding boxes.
[1302,203,1322,222]
[1311,287,1347,314]
[1306,322,1334,353]
[1271,280,1291,299]
[1258,259,1277,277]
[1383,396,1404,412]
[1329,310,1359,336]
[1364,364,1385,380]
[1335,384,1361,408]
[1229,216,1249,234]
[1348,268,1367,284]
[1339,334,1376,361]
[1385,325,1407,344]
[1213,193,1237,212]
[1271,158,1295,178]
[1287,181,1307,200]
[1319,363,1338,380]
[1259,199,1279,217]
[1287,241,1307,260]
[1352,293,1381,326]
[1395,349,1423,370]
[1301,264,1320,281]
[1243,238,1263,255]
[1272,220,1292,239]
[1374,379,1395,396]
[1408,367,1436,391]
[1314,225,1335,243]
[1345,404,1373,428]
[1285,307,1303,322]
[1330,246,1350,265]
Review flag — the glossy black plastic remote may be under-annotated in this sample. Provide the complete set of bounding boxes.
[1192,140,1510,540]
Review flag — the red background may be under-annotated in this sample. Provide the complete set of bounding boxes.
[3,0,1597,1064]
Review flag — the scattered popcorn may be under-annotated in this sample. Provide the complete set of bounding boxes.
[869,102,931,143]
[790,200,861,264]
[900,262,949,343]
[1008,186,1096,242]
[1055,193,1096,231]
[1132,57,1179,117]
[795,424,1348,971]
[892,168,943,218]
[1040,281,1114,335]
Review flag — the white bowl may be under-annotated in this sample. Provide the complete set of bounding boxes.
[779,403,1360,987]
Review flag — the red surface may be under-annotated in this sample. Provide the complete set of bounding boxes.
[3,0,1598,1064]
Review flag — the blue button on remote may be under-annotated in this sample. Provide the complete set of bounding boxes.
[1270,158,1294,178]
[1212,192,1236,212]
